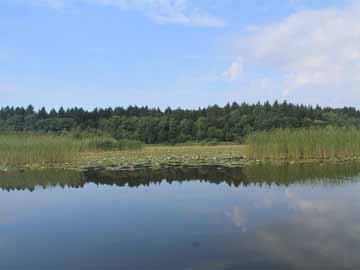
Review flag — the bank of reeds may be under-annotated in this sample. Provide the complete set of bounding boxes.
[0,134,144,167]
[0,134,81,166]
[246,127,360,161]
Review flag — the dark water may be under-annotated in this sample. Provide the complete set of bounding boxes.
[1,164,360,270]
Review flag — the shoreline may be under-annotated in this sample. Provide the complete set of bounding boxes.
[2,145,360,174]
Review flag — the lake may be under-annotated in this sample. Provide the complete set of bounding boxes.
[0,164,360,270]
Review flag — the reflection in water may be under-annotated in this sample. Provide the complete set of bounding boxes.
[0,164,359,269]
[256,187,360,270]
[1,162,360,191]
[225,206,248,232]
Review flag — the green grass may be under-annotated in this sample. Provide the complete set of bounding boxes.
[0,133,144,167]
[246,127,360,161]
[4,127,360,168]
[0,134,81,166]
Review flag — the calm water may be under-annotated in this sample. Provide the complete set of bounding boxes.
[0,164,360,270]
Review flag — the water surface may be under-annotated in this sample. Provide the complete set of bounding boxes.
[0,164,360,270]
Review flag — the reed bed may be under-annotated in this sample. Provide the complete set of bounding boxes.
[246,127,360,161]
[0,134,81,166]
[0,134,144,167]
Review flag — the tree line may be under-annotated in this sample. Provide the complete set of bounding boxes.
[0,101,359,144]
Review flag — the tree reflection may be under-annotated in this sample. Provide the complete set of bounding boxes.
[0,162,360,191]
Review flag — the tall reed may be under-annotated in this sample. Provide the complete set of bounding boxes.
[0,134,81,166]
[0,134,144,167]
[246,127,360,161]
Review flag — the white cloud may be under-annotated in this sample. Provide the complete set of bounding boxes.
[222,57,243,81]
[28,0,226,27]
[235,2,360,105]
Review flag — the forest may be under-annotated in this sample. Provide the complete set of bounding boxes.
[0,101,359,144]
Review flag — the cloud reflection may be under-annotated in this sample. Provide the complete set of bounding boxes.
[225,206,248,232]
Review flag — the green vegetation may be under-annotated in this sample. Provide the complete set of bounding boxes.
[2,100,360,170]
[0,134,81,166]
[1,101,359,144]
[0,134,143,167]
[80,137,144,152]
[246,127,360,161]
[80,144,246,171]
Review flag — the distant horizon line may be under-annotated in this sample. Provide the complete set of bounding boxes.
[0,100,358,112]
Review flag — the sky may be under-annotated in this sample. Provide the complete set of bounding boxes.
[1,0,358,109]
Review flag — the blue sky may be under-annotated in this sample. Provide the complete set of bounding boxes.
[1,0,357,109]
